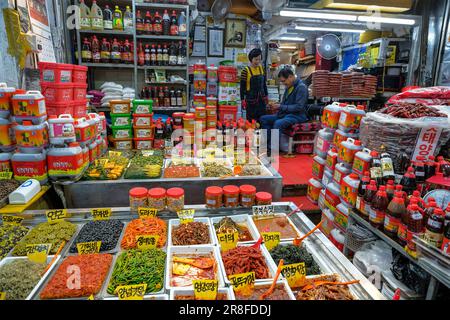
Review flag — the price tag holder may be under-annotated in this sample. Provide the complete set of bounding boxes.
[193,280,218,300]
[141,150,155,157]
[217,232,238,252]
[0,171,13,180]
[91,208,112,221]
[177,209,195,224]
[26,243,51,264]
[138,208,158,219]
[116,284,147,300]
[281,262,306,288]
[261,232,281,251]
[2,215,24,226]
[0,292,6,300]
[252,205,275,217]
[135,235,159,250]
[229,272,255,296]
[45,209,68,224]
[77,241,101,255]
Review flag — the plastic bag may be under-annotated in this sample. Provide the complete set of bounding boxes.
[388,86,450,101]
[391,250,430,295]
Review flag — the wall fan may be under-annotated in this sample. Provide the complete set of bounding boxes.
[252,0,286,20]
[211,0,232,25]
[316,34,341,60]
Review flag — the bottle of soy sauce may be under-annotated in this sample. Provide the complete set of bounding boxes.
[414,156,426,183]
[381,152,395,184]
[356,171,370,214]
[400,167,417,196]
[425,155,436,179]
[370,151,383,187]
[370,185,389,230]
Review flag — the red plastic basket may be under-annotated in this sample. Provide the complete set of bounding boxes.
[218,66,237,83]
[73,83,87,101]
[46,101,74,117]
[218,105,238,123]
[39,62,73,83]
[41,83,74,103]
[72,100,88,118]
[72,65,88,83]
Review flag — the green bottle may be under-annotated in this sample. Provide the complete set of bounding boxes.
[113,6,123,30]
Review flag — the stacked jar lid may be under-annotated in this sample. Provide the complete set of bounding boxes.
[205,184,272,209]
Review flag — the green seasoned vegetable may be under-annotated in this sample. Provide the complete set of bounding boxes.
[124,152,164,179]
[107,249,166,295]
[0,224,29,259]
[270,244,321,275]
[0,259,46,300]
[11,220,76,256]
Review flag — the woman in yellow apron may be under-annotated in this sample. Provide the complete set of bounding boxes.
[240,48,268,122]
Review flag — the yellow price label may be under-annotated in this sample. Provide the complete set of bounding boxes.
[138,208,158,219]
[45,209,68,224]
[88,294,95,300]
[281,262,306,288]
[0,171,13,180]
[217,232,238,252]
[109,151,122,157]
[229,272,255,296]
[91,208,111,221]
[116,284,147,300]
[0,292,6,300]
[261,232,281,251]
[77,241,101,254]
[193,280,218,300]
[26,243,51,264]
[95,159,109,167]
[135,235,159,250]
[2,215,24,225]
[177,209,195,224]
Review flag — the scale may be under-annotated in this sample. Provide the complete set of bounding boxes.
[423,189,450,209]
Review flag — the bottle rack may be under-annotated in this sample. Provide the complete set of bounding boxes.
[75,0,190,112]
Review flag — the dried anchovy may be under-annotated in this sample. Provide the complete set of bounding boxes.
[0,259,46,300]
[172,222,210,245]
[0,224,29,259]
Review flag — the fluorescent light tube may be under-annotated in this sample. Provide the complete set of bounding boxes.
[280,10,357,21]
[295,26,365,33]
[276,36,306,42]
[279,46,297,50]
[357,16,415,25]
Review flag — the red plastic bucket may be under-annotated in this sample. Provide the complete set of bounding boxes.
[41,83,74,103]
[72,100,88,118]
[38,62,73,83]
[73,83,87,101]
[72,65,88,83]
[218,66,237,82]
[218,105,238,123]
[46,101,74,117]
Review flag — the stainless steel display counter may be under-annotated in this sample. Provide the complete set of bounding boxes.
[16,202,384,300]
[60,165,283,208]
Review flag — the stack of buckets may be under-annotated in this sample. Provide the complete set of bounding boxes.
[307,101,367,251]
[193,62,207,110]
[218,65,238,123]
[132,100,153,150]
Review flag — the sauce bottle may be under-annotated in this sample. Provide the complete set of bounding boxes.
[144,11,153,35]
[170,10,179,35]
[91,35,100,63]
[384,191,406,239]
[437,156,450,174]
[170,88,177,106]
[169,42,178,65]
[90,0,103,30]
[164,86,170,107]
[136,10,144,35]
[406,204,423,253]
[442,216,450,254]
[162,10,170,35]
[103,5,113,30]
[162,44,169,66]
[424,208,445,248]
[123,6,133,32]
[150,44,157,65]
[362,180,377,220]
[144,44,151,66]
[154,119,165,149]
[356,171,370,214]
[110,38,121,63]
[177,41,186,65]
[381,152,395,184]
[153,87,159,108]
[153,11,163,35]
[400,167,417,196]
[79,0,91,30]
[113,6,123,30]
[425,155,436,179]
[81,38,92,63]
[411,190,425,209]
[369,185,389,230]
[178,11,187,36]
[414,156,426,183]
[398,198,417,247]
[122,40,132,64]
[158,87,165,107]
[176,89,183,107]
[370,151,383,186]
[157,44,163,66]
[100,38,111,63]
[138,42,145,66]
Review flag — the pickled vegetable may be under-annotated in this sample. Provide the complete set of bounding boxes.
[269,244,321,275]
[121,218,167,249]
[172,222,210,246]
[214,217,253,242]
[124,152,164,179]
[0,224,29,259]
[202,162,232,177]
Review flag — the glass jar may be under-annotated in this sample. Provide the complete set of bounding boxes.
[256,192,272,206]
[205,186,223,209]
[148,187,166,211]
[240,184,256,207]
[167,187,185,212]
[129,187,148,212]
[223,185,240,208]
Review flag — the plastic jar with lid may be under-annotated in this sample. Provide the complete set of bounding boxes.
[205,186,223,209]
[256,192,272,206]
[183,113,195,133]
[223,185,240,208]
[167,187,185,212]
[240,184,256,207]
[129,187,148,212]
[148,187,166,211]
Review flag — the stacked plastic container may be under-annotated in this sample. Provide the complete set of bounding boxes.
[309,102,366,249]
[218,66,238,123]
[193,62,207,110]
[110,100,132,149]
[132,100,154,150]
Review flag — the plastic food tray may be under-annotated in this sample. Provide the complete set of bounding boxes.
[251,213,304,241]
[163,158,201,179]
[0,255,60,300]
[292,273,358,300]
[102,249,167,298]
[119,219,169,251]
[65,219,126,256]
[165,245,225,291]
[103,293,169,300]
[0,224,33,261]
[233,279,295,300]
[210,214,260,245]
[414,234,450,275]
[217,243,278,286]
[169,287,235,300]
[168,217,216,247]
[34,253,115,300]
[198,158,234,178]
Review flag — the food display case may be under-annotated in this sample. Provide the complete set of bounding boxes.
[0,202,384,300]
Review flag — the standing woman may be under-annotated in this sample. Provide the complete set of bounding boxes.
[240,48,268,122]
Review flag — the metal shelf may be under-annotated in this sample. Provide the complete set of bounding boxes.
[81,62,135,69]
[136,34,187,41]
[145,82,187,85]
[137,65,186,70]
[153,107,187,111]
[134,2,189,10]
[79,29,134,36]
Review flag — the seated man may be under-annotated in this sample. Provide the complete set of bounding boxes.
[260,67,309,154]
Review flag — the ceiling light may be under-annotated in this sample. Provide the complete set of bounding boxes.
[280,10,357,21]
[279,46,297,50]
[357,16,415,25]
[275,36,306,42]
[310,0,412,13]
[295,26,365,33]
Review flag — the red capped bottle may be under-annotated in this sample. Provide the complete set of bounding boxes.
[362,180,377,220]
[384,191,406,239]
[424,208,445,248]
[369,185,389,229]
[356,171,370,214]
[400,167,417,195]
[386,180,395,202]
[406,204,424,253]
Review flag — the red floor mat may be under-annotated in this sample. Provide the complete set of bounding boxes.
[281,196,319,211]
[277,154,313,186]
